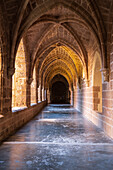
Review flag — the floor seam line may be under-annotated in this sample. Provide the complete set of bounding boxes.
[3,142,113,146]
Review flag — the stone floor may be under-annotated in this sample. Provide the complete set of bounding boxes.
[0,104,113,170]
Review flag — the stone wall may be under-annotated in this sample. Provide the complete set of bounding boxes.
[0,101,47,143]
[74,50,113,139]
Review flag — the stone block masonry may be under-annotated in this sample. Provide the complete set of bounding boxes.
[0,101,47,143]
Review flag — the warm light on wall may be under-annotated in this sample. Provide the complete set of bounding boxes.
[12,39,27,108]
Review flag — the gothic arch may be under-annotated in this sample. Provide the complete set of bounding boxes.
[12,39,27,108]
[9,0,107,80]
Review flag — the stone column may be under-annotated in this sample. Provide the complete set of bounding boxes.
[36,87,38,103]
[73,86,76,108]
[38,86,40,102]
[47,89,50,104]
[0,48,3,116]
[44,89,47,100]
[71,90,74,106]
[100,68,109,82]
[40,86,42,102]
[70,87,74,106]
[38,85,42,102]
[26,78,33,107]
[36,68,38,103]
[0,69,3,114]
[42,87,45,101]
[7,67,16,113]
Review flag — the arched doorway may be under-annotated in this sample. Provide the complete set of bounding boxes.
[50,75,70,104]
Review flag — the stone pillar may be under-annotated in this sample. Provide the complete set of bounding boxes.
[38,85,42,102]
[3,67,15,113]
[0,48,3,115]
[40,86,42,102]
[36,87,38,103]
[70,87,74,106]
[26,78,33,107]
[0,69,3,114]
[47,89,50,104]
[100,68,109,82]
[71,90,74,106]
[42,87,45,101]
[36,68,38,103]
[73,86,76,108]
[38,86,40,102]
[44,89,47,100]
[26,82,30,107]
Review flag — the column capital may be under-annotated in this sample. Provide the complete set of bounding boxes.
[100,68,109,82]
[7,67,15,77]
[85,79,90,87]
[27,77,33,85]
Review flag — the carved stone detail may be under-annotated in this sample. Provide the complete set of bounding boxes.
[27,77,34,85]
[81,78,90,87]
[85,79,90,87]
[7,67,15,77]
[100,68,109,82]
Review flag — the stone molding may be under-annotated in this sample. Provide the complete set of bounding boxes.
[27,77,34,84]
[7,67,15,78]
[100,68,109,82]
[85,79,90,87]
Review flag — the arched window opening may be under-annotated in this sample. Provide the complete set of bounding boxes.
[31,67,36,105]
[93,53,102,113]
[12,39,27,110]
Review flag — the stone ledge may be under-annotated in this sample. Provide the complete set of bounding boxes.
[0,101,47,143]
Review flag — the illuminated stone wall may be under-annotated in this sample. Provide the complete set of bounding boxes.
[74,48,113,139]
[12,39,27,107]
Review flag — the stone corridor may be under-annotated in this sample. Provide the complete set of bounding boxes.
[0,105,113,170]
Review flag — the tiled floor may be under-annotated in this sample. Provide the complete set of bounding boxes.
[0,104,113,170]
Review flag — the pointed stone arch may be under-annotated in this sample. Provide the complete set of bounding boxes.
[10,0,107,81]
[12,39,27,108]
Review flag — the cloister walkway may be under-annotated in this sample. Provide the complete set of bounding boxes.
[0,105,113,170]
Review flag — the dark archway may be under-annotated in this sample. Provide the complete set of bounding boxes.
[50,75,70,104]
